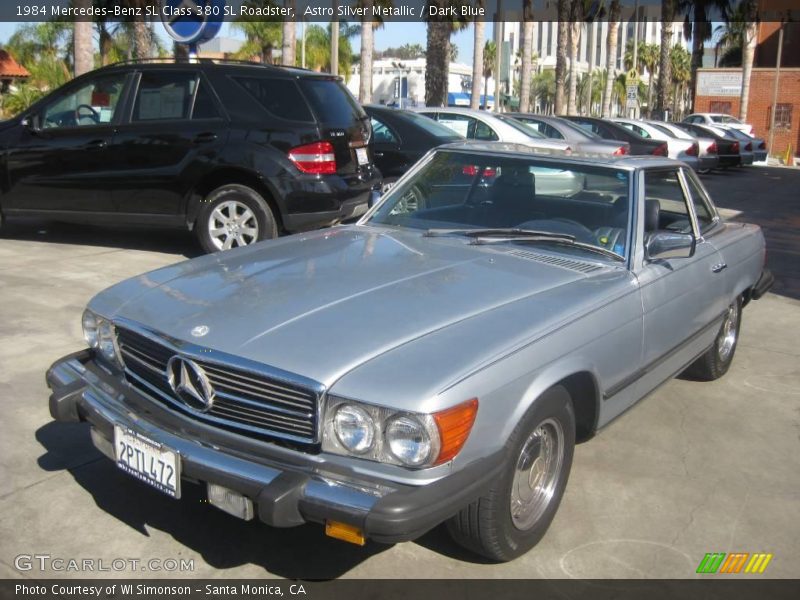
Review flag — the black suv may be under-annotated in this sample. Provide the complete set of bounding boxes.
[0,59,380,253]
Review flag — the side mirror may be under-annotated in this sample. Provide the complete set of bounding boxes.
[645,231,696,261]
[20,115,39,132]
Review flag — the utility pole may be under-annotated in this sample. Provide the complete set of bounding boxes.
[331,2,339,76]
[631,0,639,118]
[767,20,784,160]
[494,2,504,113]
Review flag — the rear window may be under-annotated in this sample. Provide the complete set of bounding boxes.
[401,110,464,139]
[299,78,366,124]
[496,114,546,138]
[234,77,313,122]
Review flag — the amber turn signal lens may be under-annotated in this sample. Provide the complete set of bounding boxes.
[433,398,479,465]
[325,521,366,546]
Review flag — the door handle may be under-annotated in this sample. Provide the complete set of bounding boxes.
[193,132,218,144]
[711,263,728,273]
[374,152,384,157]
[86,139,107,150]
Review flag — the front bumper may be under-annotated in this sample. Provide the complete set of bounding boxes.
[46,352,503,544]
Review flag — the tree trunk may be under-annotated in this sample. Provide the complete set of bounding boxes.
[688,19,706,113]
[73,2,93,77]
[133,18,150,59]
[282,2,296,66]
[739,1,758,122]
[567,21,580,116]
[425,20,450,107]
[330,1,339,76]
[519,6,534,114]
[554,2,569,114]
[602,2,620,118]
[359,11,374,103]
[655,0,674,114]
[470,18,484,109]
[98,24,112,67]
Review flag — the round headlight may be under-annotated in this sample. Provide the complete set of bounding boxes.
[333,404,375,455]
[82,310,99,348]
[385,415,432,467]
[97,320,121,365]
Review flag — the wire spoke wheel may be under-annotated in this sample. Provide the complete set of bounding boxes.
[510,418,565,531]
[208,200,259,251]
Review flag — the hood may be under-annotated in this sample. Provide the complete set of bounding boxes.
[92,226,613,387]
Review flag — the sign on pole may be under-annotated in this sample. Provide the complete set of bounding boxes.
[626,85,638,109]
[626,68,639,86]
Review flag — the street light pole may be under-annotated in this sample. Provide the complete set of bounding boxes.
[631,0,639,118]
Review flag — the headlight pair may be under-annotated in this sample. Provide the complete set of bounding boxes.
[82,309,123,368]
[323,397,478,469]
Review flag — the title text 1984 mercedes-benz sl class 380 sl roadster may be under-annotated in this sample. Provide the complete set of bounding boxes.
[47,143,773,561]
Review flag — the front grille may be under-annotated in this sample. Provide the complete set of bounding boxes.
[116,326,320,446]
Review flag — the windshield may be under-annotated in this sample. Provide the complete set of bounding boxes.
[496,115,547,139]
[711,115,742,124]
[558,117,601,139]
[401,110,465,140]
[367,150,632,260]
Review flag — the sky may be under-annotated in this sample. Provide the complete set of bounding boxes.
[0,21,486,65]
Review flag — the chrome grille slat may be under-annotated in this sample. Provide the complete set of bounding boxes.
[116,325,320,445]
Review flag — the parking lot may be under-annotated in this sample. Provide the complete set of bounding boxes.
[0,165,798,579]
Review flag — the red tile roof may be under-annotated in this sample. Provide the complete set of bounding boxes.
[0,50,30,79]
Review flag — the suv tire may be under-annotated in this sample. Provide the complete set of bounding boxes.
[447,385,575,562]
[196,184,277,253]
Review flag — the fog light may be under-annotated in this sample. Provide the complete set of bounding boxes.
[207,483,253,520]
[325,520,366,546]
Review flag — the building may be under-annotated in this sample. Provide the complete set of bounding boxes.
[0,49,30,94]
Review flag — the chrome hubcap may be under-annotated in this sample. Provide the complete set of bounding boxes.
[510,418,564,531]
[208,200,259,250]
[718,301,739,362]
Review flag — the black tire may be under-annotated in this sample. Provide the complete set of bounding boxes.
[684,296,743,381]
[446,385,576,562]
[196,184,277,254]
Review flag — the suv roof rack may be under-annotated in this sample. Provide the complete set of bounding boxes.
[102,57,316,72]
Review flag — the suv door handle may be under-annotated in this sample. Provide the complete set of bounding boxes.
[86,139,107,150]
[711,263,728,273]
[193,132,218,144]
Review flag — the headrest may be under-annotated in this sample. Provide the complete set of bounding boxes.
[645,199,660,232]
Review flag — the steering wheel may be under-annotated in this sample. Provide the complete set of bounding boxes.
[75,104,100,125]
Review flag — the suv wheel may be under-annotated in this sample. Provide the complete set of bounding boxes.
[446,385,575,562]
[197,184,277,253]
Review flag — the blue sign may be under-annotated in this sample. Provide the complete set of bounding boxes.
[160,0,226,47]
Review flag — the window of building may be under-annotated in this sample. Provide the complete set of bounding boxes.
[709,101,732,114]
[769,103,793,130]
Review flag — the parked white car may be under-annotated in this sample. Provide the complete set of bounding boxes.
[646,121,719,173]
[413,107,573,154]
[612,118,700,170]
[683,113,754,136]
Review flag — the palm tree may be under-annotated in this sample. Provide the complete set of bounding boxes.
[554,0,569,114]
[231,4,282,64]
[638,42,659,116]
[601,0,621,118]
[72,0,93,76]
[470,14,485,109]
[359,1,375,102]
[566,1,584,115]
[670,44,691,118]
[655,0,676,116]
[721,0,758,122]
[532,69,556,114]
[519,1,535,113]
[282,1,296,66]
[424,1,469,107]
[483,40,497,110]
[680,0,731,112]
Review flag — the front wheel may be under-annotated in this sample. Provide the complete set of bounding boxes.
[447,385,575,562]
[685,296,743,381]
[196,184,277,253]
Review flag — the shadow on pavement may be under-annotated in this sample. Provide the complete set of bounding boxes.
[701,166,799,301]
[0,219,201,259]
[35,422,389,579]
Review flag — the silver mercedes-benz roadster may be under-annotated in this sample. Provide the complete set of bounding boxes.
[47,143,772,561]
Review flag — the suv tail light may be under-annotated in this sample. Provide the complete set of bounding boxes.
[745,142,753,151]
[613,145,628,156]
[731,141,740,153]
[708,142,717,154]
[687,143,699,156]
[288,142,337,174]
[652,143,668,156]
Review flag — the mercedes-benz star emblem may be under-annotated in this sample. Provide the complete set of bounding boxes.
[166,356,215,413]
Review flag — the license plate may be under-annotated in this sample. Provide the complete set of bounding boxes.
[355,147,369,165]
[114,425,180,498]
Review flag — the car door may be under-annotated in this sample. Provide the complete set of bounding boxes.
[633,167,728,397]
[3,71,130,214]
[369,114,405,178]
[108,69,228,218]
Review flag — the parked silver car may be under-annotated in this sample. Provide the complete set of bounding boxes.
[47,144,772,561]
[613,118,701,170]
[506,113,630,156]
[413,107,573,154]
[646,120,719,173]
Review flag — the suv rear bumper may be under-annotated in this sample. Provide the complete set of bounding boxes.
[46,351,503,544]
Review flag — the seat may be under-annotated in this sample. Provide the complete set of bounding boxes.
[484,169,542,227]
[644,198,660,233]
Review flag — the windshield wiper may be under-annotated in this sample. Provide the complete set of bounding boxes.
[468,235,625,262]
[424,227,575,241]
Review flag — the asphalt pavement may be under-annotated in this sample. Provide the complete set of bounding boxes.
[0,166,798,579]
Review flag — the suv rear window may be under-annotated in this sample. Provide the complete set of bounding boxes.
[234,77,314,122]
[298,78,366,124]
